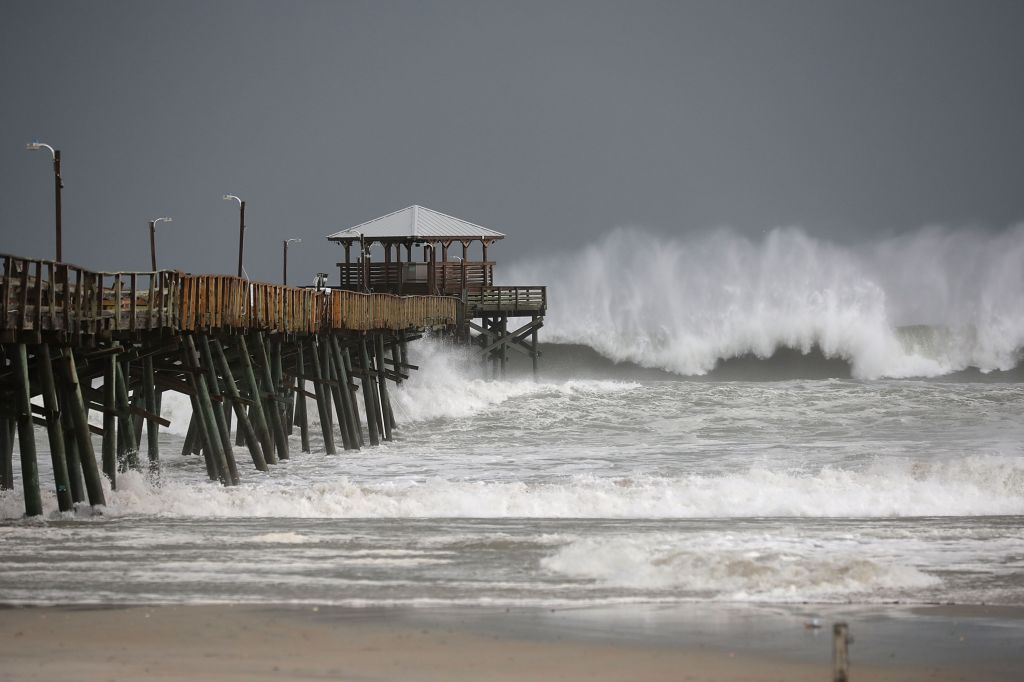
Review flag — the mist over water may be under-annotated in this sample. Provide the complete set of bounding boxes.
[507,225,1024,379]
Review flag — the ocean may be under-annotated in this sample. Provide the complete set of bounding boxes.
[1,226,1022,611]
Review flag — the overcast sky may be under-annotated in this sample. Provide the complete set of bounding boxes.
[1,0,1022,282]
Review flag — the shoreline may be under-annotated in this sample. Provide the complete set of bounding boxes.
[1,602,1021,681]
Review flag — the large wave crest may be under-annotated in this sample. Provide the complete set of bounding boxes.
[507,225,1024,379]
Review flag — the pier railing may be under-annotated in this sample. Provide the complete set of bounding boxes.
[465,286,546,317]
[0,253,460,338]
[336,260,495,295]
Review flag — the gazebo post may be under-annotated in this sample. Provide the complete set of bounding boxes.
[343,242,351,288]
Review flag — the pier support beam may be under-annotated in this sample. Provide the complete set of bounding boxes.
[142,355,160,470]
[59,387,85,503]
[58,350,103,503]
[359,335,381,447]
[212,339,268,472]
[309,336,335,455]
[0,416,14,491]
[342,347,364,448]
[102,354,117,486]
[236,335,276,465]
[183,336,236,486]
[294,343,310,453]
[38,344,73,512]
[253,332,288,462]
[199,335,240,483]
[329,334,360,451]
[13,343,42,517]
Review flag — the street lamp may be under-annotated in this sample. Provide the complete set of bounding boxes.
[282,238,301,285]
[26,141,62,262]
[223,194,245,277]
[148,217,172,270]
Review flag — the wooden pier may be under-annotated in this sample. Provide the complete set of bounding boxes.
[0,205,545,518]
[0,252,456,516]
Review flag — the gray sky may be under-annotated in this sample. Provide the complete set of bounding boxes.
[1,0,1022,282]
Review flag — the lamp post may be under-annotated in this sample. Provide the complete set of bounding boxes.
[26,141,62,262]
[282,238,301,285]
[148,217,172,270]
[223,195,245,277]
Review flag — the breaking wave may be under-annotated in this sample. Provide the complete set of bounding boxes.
[4,454,1022,520]
[540,534,940,602]
[506,225,1024,379]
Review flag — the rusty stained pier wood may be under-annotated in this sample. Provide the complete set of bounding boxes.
[0,252,460,517]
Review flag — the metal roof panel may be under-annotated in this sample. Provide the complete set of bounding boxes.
[326,205,505,241]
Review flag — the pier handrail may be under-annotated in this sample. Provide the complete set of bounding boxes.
[465,286,546,316]
[1,252,463,338]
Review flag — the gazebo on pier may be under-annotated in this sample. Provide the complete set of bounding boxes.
[326,205,504,296]
[326,205,546,377]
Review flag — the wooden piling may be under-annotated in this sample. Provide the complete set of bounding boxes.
[328,334,360,451]
[236,335,276,465]
[0,416,14,491]
[309,336,336,455]
[211,339,268,472]
[142,355,159,470]
[181,416,197,458]
[375,334,395,439]
[58,388,85,503]
[13,343,42,516]
[183,336,235,486]
[833,623,850,682]
[253,332,289,461]
[324,339,351,451]
[114,352,140,471]
[38,344,73,512]
[295,343,310,453]
[342,347,364,448]
[102,353,118,486]
[199,335,240,484]
[358,335,381,447]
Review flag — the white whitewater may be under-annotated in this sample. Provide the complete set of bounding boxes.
[507,225,1024,378]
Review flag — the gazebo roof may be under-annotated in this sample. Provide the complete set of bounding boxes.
[326,205,505,242]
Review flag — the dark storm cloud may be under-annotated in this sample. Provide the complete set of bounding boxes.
[1,0,1022,281]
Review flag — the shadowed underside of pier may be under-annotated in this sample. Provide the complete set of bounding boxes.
[0,253,459,516]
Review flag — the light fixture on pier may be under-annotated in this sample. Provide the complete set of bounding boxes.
[26,141,63,262]
[283,237,301,285]
[223,194,245,277]
[147,217,172,270]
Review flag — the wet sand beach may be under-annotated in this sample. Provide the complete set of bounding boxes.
[1,603,1021,681]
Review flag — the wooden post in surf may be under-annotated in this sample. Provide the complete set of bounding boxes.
[211,339,268,472]
[38,344,74,512]
[328,333,360,450]
[142,355,160,470]
[358,334,381,446]
[294,342,310,453]
[342,347,364,448]
[236,335,277,465]
[833,622,850,682]
[12,343,43,516]
[102,352,118,486]
[376,333,395,437]
[60,348,105,506]
[198,335,240,483]
[59,387,86,503]
[324,337,352,451]
[309,336,336,455]
[253,332,289,461]
[0,415,16,491]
